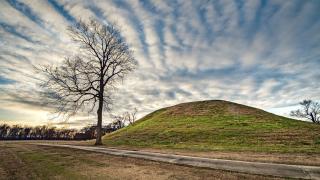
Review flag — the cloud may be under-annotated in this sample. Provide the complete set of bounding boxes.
[0,76,16,85]
[0,0,319,127]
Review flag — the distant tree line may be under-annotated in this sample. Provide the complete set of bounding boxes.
[0,121,122,140]
[0,110,138,140]
[0,124,104,140]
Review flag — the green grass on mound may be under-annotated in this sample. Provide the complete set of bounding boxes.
[103,100,320,153]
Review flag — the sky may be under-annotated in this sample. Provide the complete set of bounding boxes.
[0,0,319,128]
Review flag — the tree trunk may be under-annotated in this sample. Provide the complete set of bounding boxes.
[95,98,103,145]
[310,113,316,123]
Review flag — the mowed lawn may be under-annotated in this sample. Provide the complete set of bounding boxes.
[0,142,282,180]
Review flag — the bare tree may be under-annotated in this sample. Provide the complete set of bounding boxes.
[290,100,320,124]
[111,108,138,128]
[38,19,137,145]
[112,115,126,129]
[126,108,138,125]
[0,124,10,139]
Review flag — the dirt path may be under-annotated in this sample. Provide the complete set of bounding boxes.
[135,147,320,166]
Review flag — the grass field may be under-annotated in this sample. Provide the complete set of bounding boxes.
[1,100,316,179]
[0,142,281,180]
[103,100,320,153]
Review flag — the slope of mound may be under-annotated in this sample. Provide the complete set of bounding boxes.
[103,100,320,153]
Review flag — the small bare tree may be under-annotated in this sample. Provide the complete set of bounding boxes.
[112,115,126,129]
[111,108,138,127]
[38,19,137,145]
[290,100,320,124]
[124,108,138,125]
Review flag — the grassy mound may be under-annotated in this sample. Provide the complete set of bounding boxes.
[103,100,320,153]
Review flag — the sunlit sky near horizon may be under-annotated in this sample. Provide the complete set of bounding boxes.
[0,0,319,128]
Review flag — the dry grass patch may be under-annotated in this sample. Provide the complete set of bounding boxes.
[0,142,282,180]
